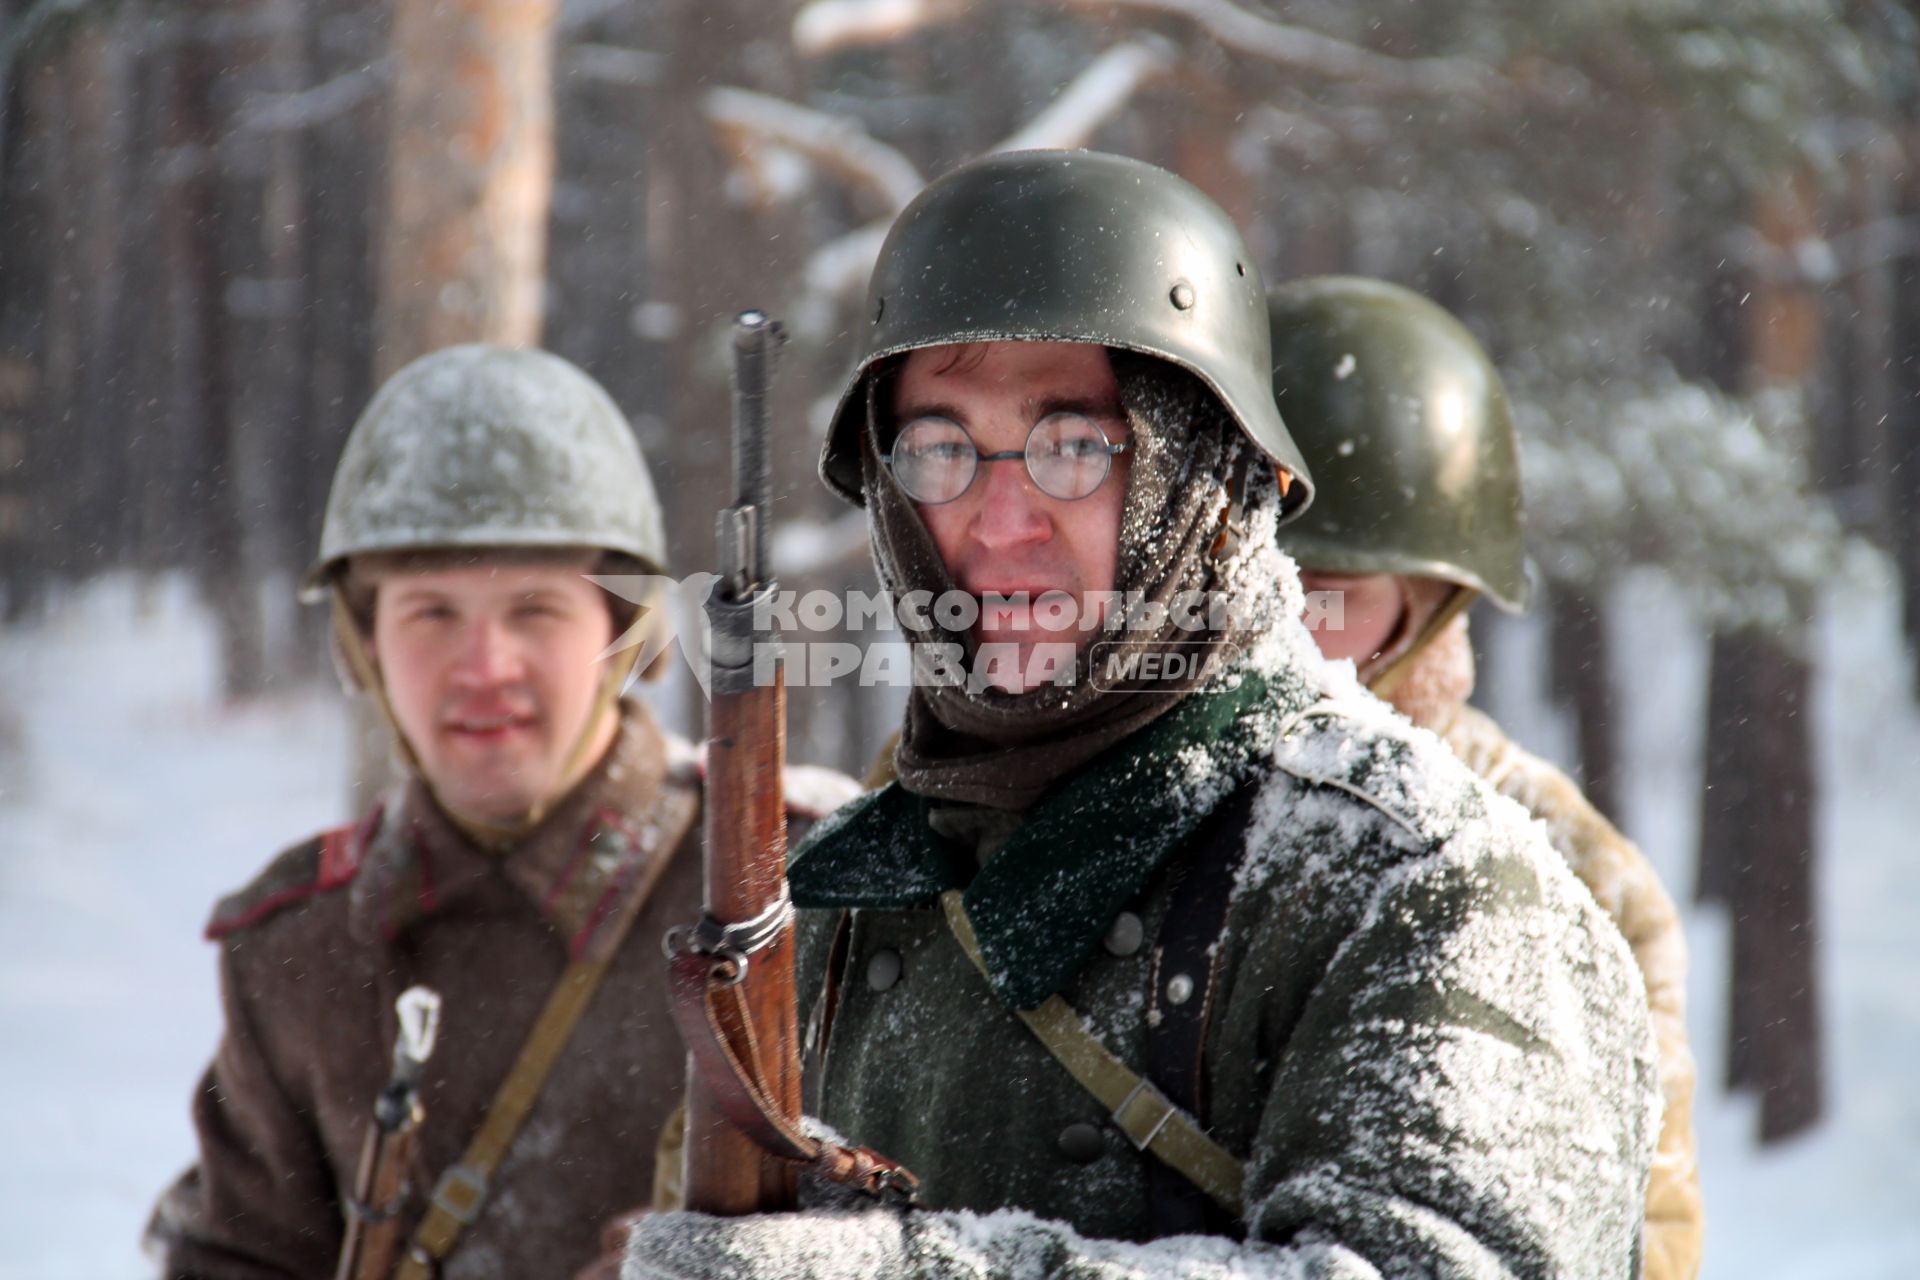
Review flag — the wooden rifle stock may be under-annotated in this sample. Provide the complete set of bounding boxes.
[667,313,917,1216]
[681,312,800,1214]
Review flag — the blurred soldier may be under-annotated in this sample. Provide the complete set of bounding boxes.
[616,151,1659,1278]
[1270,275,1703,1280]
[145,346,853,1279]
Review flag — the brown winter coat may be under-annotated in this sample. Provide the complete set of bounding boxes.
[1430,699,1704,1280]
[148,702,722,1279]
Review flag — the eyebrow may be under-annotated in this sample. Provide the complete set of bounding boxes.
[894,393,1126,425]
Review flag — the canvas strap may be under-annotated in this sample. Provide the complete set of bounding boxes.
[938,890,1243,1216]
[389,793,694,1280]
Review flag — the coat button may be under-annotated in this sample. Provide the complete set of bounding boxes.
[1103,912,1144,957]
[1165,973,1195,1006]
[1057,1122,1105,1164]
[866,948,903,991]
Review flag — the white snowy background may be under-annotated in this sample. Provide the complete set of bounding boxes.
[1,570,1915,1278]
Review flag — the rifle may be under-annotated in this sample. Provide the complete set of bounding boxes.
[336,986,441,1280]
[666,311,915,1215]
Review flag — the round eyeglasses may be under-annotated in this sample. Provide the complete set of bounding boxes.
[881,412,1130,506]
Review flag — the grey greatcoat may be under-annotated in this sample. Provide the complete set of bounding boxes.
[625,618,1662,1279]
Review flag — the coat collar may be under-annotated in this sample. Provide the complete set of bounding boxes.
[789,667,1306,1008]
[348,700,696,960]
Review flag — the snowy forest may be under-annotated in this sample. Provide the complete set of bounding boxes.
[2,0,1918,1275]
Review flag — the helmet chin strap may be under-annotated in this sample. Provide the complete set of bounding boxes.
[1363,582,1477,701]
[328,586,645,852]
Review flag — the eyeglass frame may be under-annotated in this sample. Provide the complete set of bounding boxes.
[878,412,1132,506]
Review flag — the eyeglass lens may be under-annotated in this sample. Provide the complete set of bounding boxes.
[887,413,1119,505]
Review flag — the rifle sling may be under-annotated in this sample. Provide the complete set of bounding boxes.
[666,936,920,1201]
[391,787,695,1280]
[939,890,1245,1218]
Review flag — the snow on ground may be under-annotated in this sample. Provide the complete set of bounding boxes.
[0,575,351,1280]
[1,569,1916,1277]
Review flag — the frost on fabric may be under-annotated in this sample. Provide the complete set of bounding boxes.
[1236,761,1659,1275]
[626,1205,1365,1279]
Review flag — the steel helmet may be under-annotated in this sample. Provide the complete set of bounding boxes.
[819,149,1313,518]
[301,344,667,597]
[1267,277,1529,610]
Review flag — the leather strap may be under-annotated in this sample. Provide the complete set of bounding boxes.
[665,935,920,1201]
[940,890,1244,1217]
[391,790,696,1280]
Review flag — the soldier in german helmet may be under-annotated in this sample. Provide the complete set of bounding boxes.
[1271,276,1703,1279]
[146,345,854,1279]
[619,151,1658,1278]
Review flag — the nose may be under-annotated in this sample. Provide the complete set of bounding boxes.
[450,617,525,687]
[967,454,1051,550]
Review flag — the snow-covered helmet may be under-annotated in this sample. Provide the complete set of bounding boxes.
[817,149,1314,518]
[1268,277,1530,611]
[301,344,667,599]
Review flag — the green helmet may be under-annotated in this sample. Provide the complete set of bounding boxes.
[1268,277,1530,611]
[301,344,668,598]
[819,149,1313,517]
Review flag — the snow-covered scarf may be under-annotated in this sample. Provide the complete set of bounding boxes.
[862,351,1293,811]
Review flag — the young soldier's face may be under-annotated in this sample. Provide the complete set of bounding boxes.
[370,560,616,820]
[1296,570,1407,668]
[894,342,1132,690]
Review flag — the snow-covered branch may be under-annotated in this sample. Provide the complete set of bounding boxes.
[792,0,972,57]
[796,37,1173,304]
[704,86,926,214]
[239,60,389,134]
[803,220,893,307]
[1725,217,1920,285]
[991,38,1174,153]
[1046,0,1500,100]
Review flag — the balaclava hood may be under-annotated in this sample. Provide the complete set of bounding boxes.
[863,348,1293,810]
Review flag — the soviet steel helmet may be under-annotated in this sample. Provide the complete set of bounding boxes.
[301,344,667,598]
[819,149,1313,518]
[1268,277,1530,611]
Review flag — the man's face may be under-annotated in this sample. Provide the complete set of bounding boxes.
[369,560,616,820]
[1297,569,1406,669]
[892,342,1132,690]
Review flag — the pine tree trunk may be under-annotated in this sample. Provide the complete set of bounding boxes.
[172,7,271,699]
[0,8,47,622]
[1734,628,1824,1140]
[376,0,557,380]
[1694,630,1752,909]
[1704,173,1828,1143]
[289,0,384,678]
[1893,131,1920,699]
[1546,586,1619,823]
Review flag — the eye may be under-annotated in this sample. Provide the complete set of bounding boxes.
[895,417,975,462]
[1032,412,1112,458]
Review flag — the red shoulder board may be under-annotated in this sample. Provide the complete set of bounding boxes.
[204,807,379,940]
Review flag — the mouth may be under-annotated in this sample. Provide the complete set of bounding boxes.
[443,712,537,742]
[973,586,1081,635]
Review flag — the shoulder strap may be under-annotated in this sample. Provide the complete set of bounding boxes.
[939,891,1244,1219]
[390,789,697,1280]
[1144,780,1260,1237]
